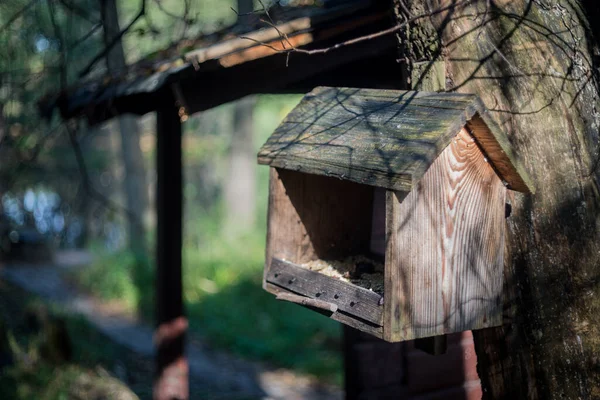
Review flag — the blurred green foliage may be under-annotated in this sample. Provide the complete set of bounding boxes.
[74,232,343,385]
[2,0,344,389]
[119,0,239,62]
[71,94,344,385]
[0,360,137,400]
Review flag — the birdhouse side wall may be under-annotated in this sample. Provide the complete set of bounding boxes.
[384,128,506,342]
[263,167,374,285]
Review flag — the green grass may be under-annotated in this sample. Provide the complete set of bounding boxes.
[71,231,343,385]
[72,248,141,310]
[184,234,342,381]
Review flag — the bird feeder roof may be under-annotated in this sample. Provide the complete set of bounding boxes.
[258,86,533,193]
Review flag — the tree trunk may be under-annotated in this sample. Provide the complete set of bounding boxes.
[0,103,5,145]
[407,0,600,398]
[223,0,257,237]
[0,103,5,217]
[224,96,256,237]
[99,0,148,256]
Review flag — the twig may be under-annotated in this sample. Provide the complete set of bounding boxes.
[241,1,465,58]
[487,39,527,76]
[238,35,281,52]
[256,0,294,51]
[70,22,102,50]
[396,0,413,17]
[258,17,294,49]
[153,0,188,20]
[230,4,266,18]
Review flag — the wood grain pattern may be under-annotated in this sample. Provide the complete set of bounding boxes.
[411,59,450,355]
[384,127,506,342]
[267,258,383,325]
[263,167,310,288]
[466,112,533,193]
[257,86,533,193]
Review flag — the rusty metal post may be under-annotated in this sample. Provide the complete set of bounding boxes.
[155,103,188,400]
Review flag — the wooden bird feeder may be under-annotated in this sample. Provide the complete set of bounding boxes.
[257,87,533,342]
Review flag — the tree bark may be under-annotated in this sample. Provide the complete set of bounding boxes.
[99,0,148,256]
[407,0,600,398]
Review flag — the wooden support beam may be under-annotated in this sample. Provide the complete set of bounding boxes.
[155,104,188,400]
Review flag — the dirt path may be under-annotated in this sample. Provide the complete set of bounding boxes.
[0,252,341,400]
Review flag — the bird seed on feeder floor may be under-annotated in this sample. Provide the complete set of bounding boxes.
[300,255,385,295]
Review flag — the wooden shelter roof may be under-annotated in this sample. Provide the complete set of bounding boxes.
[40,0,397,125]
[258,86,534,193]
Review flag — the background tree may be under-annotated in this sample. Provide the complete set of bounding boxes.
[223,0,257,237]
[0,0,103,249]
[99,0,148,257]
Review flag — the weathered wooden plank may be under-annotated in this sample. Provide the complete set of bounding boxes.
[275,292,338,312]
[384,127,506,342]
[257,88,477,192]
[185,18,313,65]
[330,310,383,338]
[263,167,312,288]
[219,33,313,68]
[218,7,389,68]
[260,155,415,193]
[411,60,450,355]
[305,86,478,108]
[267,258,384,326]
[467,111,534,193]
[265,282,384,338]
[258,86,533,194]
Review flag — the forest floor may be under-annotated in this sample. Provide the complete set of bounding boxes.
[0,251,342,400]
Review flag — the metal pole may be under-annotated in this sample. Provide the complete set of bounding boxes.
[154,104,188,400]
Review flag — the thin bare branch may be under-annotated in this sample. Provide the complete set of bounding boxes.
[240,1,467,58]
[57,0,100,24]
[238,35,282,52]
[70,22,102,50]
[153,0,187,20]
